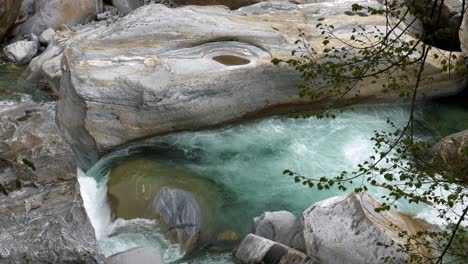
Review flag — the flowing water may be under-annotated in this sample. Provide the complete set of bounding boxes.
[0,65,466,263]
[80,101,467,263]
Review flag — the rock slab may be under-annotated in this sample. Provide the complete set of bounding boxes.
[234,234,309,264]
[0,102,104,263]
[302,192,426,264]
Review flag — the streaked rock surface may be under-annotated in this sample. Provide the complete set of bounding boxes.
[0,102,104,263]
[154,188,201,251]
[40,1,465,170]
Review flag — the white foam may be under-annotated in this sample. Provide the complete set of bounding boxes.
[77,168,112,239]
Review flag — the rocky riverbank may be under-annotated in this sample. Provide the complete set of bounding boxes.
[0,0,466,263]
[0,102,104,263]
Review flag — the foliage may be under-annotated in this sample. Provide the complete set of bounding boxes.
[273,0,468,263]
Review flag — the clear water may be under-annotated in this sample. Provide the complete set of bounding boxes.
[0,65,53,103]
[81,101,467,263]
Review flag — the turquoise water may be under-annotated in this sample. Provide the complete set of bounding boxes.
[82,101,467,263]
[1,66,466,263]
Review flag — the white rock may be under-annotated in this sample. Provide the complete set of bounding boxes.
[302,192,427,264]
[3,40,38,64]
[39,28,56,45]
[252,211,305,251]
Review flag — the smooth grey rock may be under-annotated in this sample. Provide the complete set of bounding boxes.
[39,28,56,45]
[252,211,305,252]
[0,0,22,41]
[3,40,38,65]
[302,192,427,264]
[234,234,309,264]
[16,0,103,38]
[54,2,466,170]
[112,0,145,15]
[0,102,104,263]
[154,189,201,251]
[105,246,164,264]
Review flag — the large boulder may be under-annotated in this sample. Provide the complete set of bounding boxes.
[0,102,104,263]
[432,129,468,181]
[154,188,201,251]
[105,246,163,264]
[252,211,305,252]
[49,2,466,170]
[15,0,103,39]
[302,192,427,264]
[0,0,22,41]
[234,234,309,264]
[3,39,38,65]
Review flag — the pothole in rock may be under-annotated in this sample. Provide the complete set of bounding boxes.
[212,55,251,66]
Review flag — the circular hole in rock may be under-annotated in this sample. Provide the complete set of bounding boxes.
[212,55,251,66]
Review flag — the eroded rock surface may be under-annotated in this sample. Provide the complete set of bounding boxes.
[302,192,427,264]
[0,102,104,263]
[36,1,465,170]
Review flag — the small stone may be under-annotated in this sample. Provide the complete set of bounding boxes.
[39,28,56,45]
[3,40,38,65]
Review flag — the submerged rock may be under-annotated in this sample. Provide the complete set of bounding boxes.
[302,192,427,264]
[16,0,103,38]
[0,0,22,42]
[154,188,201,251]
[234,234,309,264]
[252,211,305,252]
[0,102,104,263]
[3,40,38,65]
[32,1,462,170]
[105,246,164,264]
